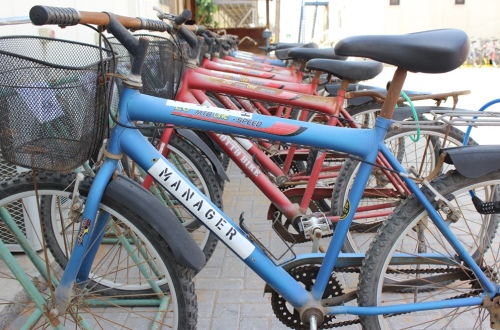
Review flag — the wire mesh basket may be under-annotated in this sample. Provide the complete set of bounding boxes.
[110,34,184,100]
[0,36,115,172]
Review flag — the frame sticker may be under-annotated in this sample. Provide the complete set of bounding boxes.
[77,218,91,245]
[340,200,350,220]
[166,99,253,119]
[149,159,255,259]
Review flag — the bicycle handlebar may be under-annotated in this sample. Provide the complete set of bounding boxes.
[29,5,171,32]
[29,5,170,78]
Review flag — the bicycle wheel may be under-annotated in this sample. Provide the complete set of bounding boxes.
[474,50,483,68]
[332,122,477,253]
[358,169,500,329]
[492,49,500,68]
[117,133,220,260]
[0,171,196,329]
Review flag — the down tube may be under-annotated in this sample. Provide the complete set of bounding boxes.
[119,128,311,308]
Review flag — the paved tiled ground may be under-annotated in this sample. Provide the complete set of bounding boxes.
[195,162,296,330]
[195,162,361,330]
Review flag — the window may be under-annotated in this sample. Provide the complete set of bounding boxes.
[390,0,400,5]
[455,0,465,4]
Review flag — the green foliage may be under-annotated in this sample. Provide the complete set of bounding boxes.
[196,0,219,28]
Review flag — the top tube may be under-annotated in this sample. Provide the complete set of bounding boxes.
[123,88,384,159]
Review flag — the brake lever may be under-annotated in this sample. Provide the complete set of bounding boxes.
[153,6,176,21]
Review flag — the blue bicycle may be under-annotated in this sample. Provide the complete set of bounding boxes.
[0,5,500,329]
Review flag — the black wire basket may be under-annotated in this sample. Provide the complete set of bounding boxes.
[110,34,184,100]
[0,36,115,172]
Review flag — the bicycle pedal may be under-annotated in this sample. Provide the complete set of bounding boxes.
[299,214,333,239]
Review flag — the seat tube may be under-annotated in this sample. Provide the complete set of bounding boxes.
[312,119,390,300]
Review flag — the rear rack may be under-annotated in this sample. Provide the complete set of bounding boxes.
[346,89,471,108]
[391,109,500,129]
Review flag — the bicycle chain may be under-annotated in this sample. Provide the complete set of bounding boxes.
[270,265,495,328]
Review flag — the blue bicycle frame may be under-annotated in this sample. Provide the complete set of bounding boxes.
[52,79,498,316]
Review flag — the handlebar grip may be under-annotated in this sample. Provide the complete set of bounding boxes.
[206,30,218,38]
[137,17,169,32]
[107,14,148,76]
[201,32,213,46]
[30,5,80,26]
[195,25,206,34]
[174,9,192,26]
[178,25,198,49]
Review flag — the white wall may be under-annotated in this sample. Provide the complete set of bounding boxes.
[274,0,500,47]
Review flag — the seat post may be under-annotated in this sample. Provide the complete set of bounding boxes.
[379,67,407,119]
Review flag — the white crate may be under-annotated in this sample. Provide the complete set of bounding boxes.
[0,157,42,252]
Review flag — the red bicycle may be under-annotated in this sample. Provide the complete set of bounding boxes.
[110,15,476,255]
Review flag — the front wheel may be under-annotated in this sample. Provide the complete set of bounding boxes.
[492,49,500,68]
[474,50,483,68]
[358,169,500,329]
[0,172,197,329]
[121,133,221,261]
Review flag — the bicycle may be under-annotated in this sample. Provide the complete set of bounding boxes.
[120,23,476,254]
[1,5,498,329]
[466,38,484,68]
[59,9,476,260]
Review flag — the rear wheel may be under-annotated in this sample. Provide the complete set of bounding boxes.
[332,122,477,253]
[358,170,500,329]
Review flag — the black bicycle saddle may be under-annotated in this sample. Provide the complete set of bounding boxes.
[306,59,382,82]
[334,29,469,73]
[287,48,348,62]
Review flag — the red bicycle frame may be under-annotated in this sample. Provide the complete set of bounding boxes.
[140,61,410,225]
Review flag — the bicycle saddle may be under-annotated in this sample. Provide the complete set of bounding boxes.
[334,29,469,73]
[306,59,382,82]
[441,145,500,178]
[276,42,318,50]
[287,48,348,62]
[274,42,319,60]
[275,48,292,60]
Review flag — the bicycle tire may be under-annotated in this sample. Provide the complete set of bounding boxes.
[120,133,221,261]
[358,169,500,329]
[332,121,477,253]
[492,49,500,68]
[475,50,484,68]
[0,171,197,329]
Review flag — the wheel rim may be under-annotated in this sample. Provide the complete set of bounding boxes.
[373,181,500,329]
[0,188,182,328]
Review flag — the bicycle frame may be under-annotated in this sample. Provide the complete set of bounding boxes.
[59,81,497,317]
[148,62,408,221]
[200,57,300,83]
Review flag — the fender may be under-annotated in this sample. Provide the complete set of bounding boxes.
[391,106,437,121]
[441,145,500,179]
[176,128,230,181]
[105,175,206,272]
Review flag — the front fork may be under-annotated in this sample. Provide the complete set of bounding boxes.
[53,157,117,314]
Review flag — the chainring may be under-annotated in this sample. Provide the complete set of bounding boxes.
[270,265,343,329]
